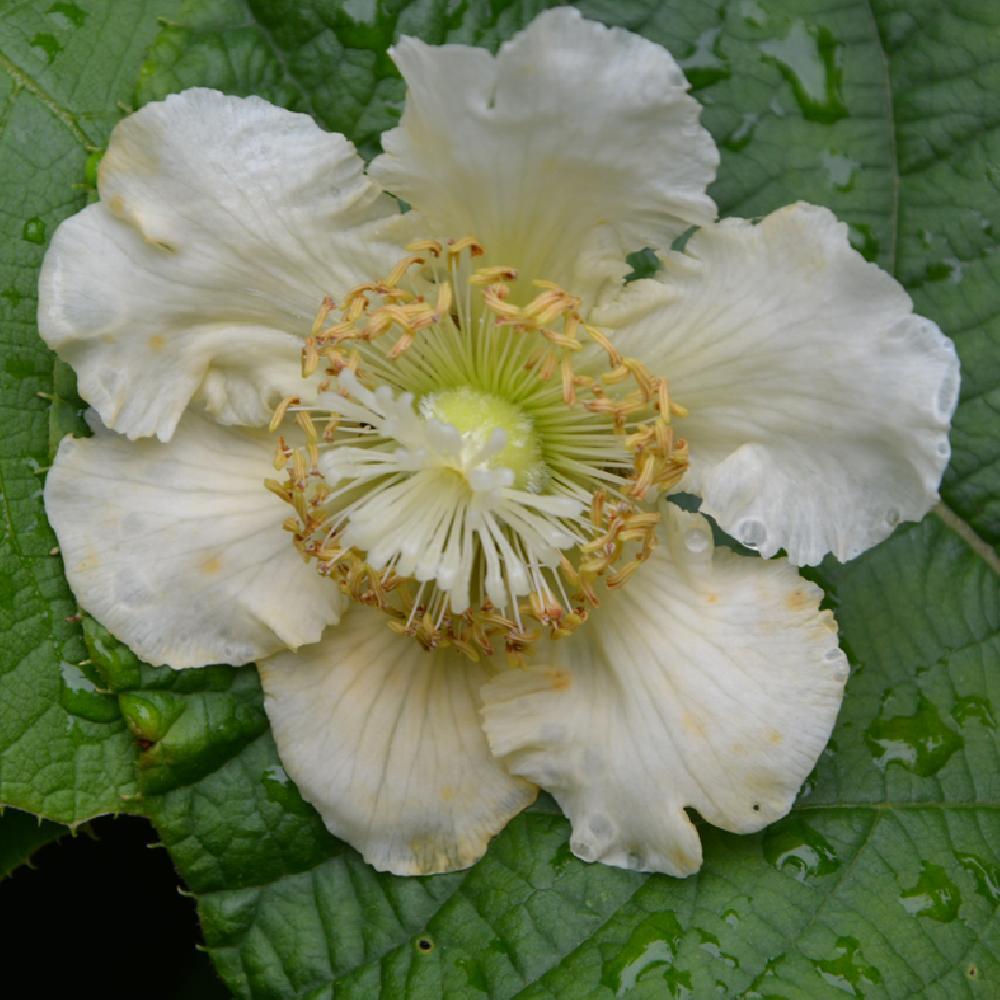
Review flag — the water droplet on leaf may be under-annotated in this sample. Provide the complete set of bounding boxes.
[865,692,963,775]
[899,862,961,922]
[763,816,840,881]
[760,21,847,123]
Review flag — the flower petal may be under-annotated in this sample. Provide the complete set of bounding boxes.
[44,413,342,668]
[481,505,848,876]
[597,203,960,564]
[39,88,410,442]
[259,608,536,875]
[370,7,717,294]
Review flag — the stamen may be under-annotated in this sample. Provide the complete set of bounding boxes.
[269,237,689,659]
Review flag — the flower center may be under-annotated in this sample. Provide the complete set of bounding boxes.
[421,386,545,491]
[268,237,689,662]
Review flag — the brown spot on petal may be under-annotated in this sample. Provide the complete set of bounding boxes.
[705,592,719,604]
[148,335,165,351]
[200,556,222,575]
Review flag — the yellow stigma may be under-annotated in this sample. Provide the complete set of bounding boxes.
[421,387,546,492]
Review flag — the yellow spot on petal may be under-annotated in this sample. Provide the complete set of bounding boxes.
[200,555,222,575]
[75,552,99,573]
[705,591,719,604]
[768,729,783,746]
[785,589,810,612]
[681,711,705,736]
[107,194,126,218]
[439,786,456,802]
[148,335,165,351]
[546,667,572,692]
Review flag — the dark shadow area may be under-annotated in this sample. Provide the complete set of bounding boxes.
[1,813,229,998]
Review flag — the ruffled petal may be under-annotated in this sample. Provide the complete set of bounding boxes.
[370,7,717,297]
[259,608,536,875]
[597,203,960,564]
[44,413,342,668]
[39,88,410,441]
[481,506,848,876]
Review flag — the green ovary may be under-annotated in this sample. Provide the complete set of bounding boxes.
[422,386,548,491]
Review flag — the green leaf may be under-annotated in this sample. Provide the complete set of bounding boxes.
[4,0,997,996]
[105,1,1000,996]
[0,808,64,878]
[115,520,998,999]
[0,2,188,822]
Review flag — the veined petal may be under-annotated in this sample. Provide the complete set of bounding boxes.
[39,88,410,442]
[45,413,342,668]
[597,203,960,564]
[482,506,848,876]
[370,7,717,297]
[259,608,536,875]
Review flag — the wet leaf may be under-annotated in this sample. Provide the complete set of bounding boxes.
[0,0,185,824]
[2,0,997,995]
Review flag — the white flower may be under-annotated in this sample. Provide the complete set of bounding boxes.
[39,8,959,876]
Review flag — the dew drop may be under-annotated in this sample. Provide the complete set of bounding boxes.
[22,217,46,244]
[738,0,766,27]
[952,695,996,729]
[697,928,740,969]
[684,528,710,553]
[30,32,62,64]
[47,2,88,28]
[820,150,860,192]
[679,26,731,90]
[759,21,847,124]
[762,816,840,882]
[865,692,963,776]
[956,852,1000,906]
[899,862,961,922]
[723,111,760,152]
[737,518,767,548]
[848,223,881,262]
[58,661,119,723]
[600,912,689,998]
[814,937,882,995]
[935,371,959,420]
[588,814,614,839]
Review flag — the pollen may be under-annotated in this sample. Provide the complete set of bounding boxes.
[269,238,689,661]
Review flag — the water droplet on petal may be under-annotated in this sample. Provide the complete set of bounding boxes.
[684,528,710,553]
[737,518,767,548]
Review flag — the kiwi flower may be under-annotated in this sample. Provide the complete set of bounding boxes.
[39,9,959,876]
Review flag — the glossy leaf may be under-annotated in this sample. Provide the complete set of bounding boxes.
[0,0,187,824]
[2,0,997,995]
